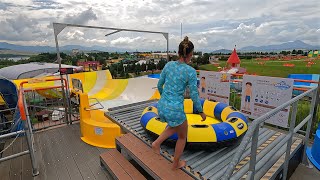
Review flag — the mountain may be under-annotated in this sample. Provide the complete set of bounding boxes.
[0,42,130,53]
[240,40,319,52]
[211,49,232,54]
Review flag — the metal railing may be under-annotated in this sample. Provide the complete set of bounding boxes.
[0,88,39,176]
[18,78,79,131]
[222,86,318,180]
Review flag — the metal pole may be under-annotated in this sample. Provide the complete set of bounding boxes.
[247,127,259,180]
[0,150,29,163]
[53,25,70,125]
[181,23,182,40]
[166,33,169,61]
[0,130,24,139]
[310,82,320,136]
[283,101,298,180]
[22,91,39,176]
[302,89,318,165]
[65,74,73,124]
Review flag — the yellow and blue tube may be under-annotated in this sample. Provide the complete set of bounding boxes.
[140,99,248,146]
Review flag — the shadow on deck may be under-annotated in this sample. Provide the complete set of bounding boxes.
[0,123,112,180]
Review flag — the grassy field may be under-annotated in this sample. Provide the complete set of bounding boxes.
[199,59,320,78]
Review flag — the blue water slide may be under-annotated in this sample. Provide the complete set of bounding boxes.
[0,78,23,132]
[306,124,320,170]
[147,74,161,79]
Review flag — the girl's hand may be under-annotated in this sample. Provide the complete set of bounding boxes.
[200,112,206,121]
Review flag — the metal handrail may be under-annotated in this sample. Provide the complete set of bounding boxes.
[84,98,104,111]
[222,86,318,180]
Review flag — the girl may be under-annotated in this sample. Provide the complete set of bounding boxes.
[152,36,206,170]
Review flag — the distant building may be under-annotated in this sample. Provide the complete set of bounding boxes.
[71,49,79,56]
[151,52,177,59]
[193,55,200,59]
[209,55,219,62]
[227,48,241,68]
[77,61,102,71]
[135,60,148,65]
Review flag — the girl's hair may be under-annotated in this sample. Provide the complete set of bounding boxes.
[178,36,194,61]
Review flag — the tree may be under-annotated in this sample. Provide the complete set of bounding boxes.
[141,63,146,71]
[200,53,210,64]
[292,49,297,54]
[157,59,166,70]
[120,70,125,78]
[297,50,303,54]
[125,72,130,78]
[135,64,141,75]
[87,56,93,61]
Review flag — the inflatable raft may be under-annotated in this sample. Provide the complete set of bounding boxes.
[140,99,248,148]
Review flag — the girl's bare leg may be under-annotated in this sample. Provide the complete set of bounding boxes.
[152,126,176,154]
[172,120,188,170]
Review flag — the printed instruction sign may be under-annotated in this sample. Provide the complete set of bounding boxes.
[198,71,231,104]
[240,75,294,128]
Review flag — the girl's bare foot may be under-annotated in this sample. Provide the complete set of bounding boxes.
[172,160,186,170]
[151,142,160,155]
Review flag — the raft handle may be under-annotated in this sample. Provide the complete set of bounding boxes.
[228,118,238,123]
[191,124,209,128]
[230,106,238,111]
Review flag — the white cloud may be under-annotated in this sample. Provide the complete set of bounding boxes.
[110,37,142,46]
[0,0,319,51]
[198,37,208,45]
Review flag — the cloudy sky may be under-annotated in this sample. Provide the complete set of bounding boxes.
[0,0,319,51]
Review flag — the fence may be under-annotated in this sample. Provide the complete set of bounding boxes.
[221,82,319,179]
[0,85,39,176]
[226,74,320,136]
[19,77,79,132]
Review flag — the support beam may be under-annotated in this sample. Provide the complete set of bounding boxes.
[105,30,122,37]
[53,22,167,35]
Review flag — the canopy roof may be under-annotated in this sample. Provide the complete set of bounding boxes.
[227,48,240,64]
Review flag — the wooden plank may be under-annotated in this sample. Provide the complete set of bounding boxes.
[57,125,96,180]
[0,138,13,179]
[38,129,60,180]
[52,126,83,180]
[116,133,193,180]
[100,149,146,180]
[100,151,136,180]
[69,124,112,180]
[9,136,23,180]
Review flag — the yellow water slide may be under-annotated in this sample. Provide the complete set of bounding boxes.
[12,70,160,148]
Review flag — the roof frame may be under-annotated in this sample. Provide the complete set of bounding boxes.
[53,22,169,70]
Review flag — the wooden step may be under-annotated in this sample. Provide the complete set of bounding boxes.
[100,149,146,180]
[116,133,194,180]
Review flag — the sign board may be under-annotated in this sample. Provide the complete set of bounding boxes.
[94,127,103,135]
[28,78,46,84]
[240,75,294,128]
[72,78,83,92]
[198,71,231,104]
[60,68,74,75]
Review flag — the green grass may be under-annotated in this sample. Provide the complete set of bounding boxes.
[199,59,320,78]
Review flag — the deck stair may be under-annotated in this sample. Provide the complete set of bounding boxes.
[100,133,193,180]
[103,101,304,180]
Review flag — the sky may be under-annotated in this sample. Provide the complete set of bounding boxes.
[0,0,319,51]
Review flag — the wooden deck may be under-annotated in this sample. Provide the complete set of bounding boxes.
[0,123,112,180]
